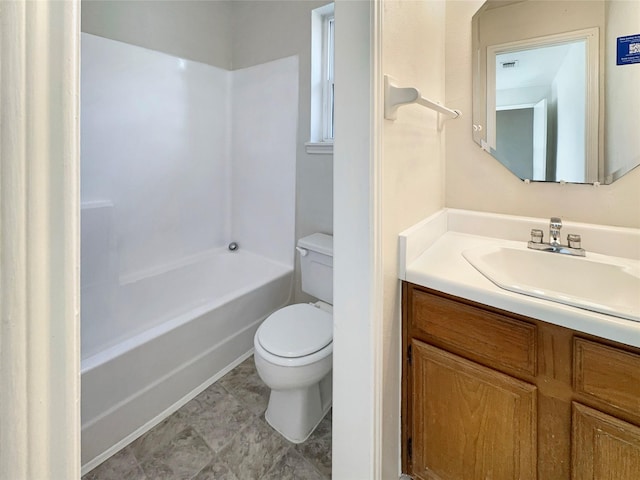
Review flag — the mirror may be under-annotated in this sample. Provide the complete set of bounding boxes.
[472,0,640,184]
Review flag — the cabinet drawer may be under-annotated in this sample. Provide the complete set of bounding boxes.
[574,338,640,417]
[411,289,537,376]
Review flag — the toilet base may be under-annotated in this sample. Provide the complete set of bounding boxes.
[264,371,332,444]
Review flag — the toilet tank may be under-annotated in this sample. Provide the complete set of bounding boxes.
[297,233,333,304]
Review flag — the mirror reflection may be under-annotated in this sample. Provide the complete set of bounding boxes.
[491,35,594,183]
[472,0,640,185]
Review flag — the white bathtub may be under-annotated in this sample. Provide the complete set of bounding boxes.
[80,249,293,472]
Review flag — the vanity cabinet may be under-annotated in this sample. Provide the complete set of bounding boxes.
[402,283,640,480]
[410,341,537,479]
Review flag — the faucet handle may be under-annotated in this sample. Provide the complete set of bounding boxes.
[530,229,543,243]
[567,234,582,249]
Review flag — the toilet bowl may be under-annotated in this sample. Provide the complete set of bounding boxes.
[253,233,333,443]
[254,302,333,443]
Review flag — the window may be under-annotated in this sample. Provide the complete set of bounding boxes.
[307,3,335,154]
[323,13,335,141]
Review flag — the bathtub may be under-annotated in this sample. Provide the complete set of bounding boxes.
[80,248,293,473]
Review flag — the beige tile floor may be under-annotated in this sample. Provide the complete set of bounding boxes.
[83,356,331,480]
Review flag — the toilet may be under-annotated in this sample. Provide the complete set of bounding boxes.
[254,233,333,443]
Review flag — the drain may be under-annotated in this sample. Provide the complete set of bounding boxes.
[228,242,239,251]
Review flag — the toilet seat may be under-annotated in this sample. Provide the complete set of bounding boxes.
[257,304,332,358]
[254,337,332,368]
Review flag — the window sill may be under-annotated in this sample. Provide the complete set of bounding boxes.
[305,142,334,155]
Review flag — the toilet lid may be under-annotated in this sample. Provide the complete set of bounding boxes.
[257,304,332,358]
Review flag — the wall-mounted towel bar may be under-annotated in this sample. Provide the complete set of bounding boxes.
[384,75,461,121]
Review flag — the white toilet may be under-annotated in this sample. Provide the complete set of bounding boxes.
[254,233,333,443]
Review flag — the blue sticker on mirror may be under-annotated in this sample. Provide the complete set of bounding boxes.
[617,34,640,65]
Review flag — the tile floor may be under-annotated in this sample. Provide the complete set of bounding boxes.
[83,356,331,480]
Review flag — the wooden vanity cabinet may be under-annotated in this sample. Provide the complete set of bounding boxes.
[402,282,640,480]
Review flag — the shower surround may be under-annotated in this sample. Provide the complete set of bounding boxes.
[80,33,298,472]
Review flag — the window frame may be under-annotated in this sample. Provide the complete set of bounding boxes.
[306,3,335,154]
[321,13,335,142]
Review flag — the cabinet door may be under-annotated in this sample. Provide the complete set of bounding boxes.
[572,402,640,480]
[410,340,537,480]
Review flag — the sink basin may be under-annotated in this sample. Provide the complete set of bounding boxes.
[462,245,640,321]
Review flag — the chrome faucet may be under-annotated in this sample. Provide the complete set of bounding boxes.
[528,217,585,257]
[549,217,562,245]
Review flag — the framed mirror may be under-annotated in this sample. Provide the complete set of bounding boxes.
[472,0,640,185]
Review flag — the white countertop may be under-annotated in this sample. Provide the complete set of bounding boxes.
[399,209,640,348]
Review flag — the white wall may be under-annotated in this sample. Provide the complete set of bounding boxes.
[380,0,448,477]
[231,56,299,266]
[334,1,448,478]
[553,42,586,183]
[497,85,550,108]
[81,34,231,281]
[81,0,233,69]
[231,0,335,302]
[445,0,640,228]
[332,2,378,477]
